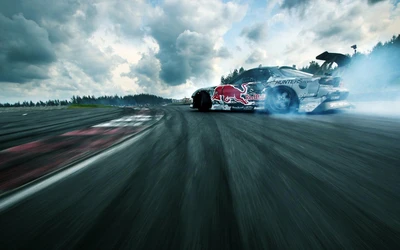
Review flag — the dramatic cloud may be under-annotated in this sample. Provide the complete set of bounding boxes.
[0,0,399,103]
[313,20,364,43]
[309,1,396,45]
[245,49,267,65]
[134,54,161,80]
[121,52,162,91]
[0,0,125,96]
[367,0,386,4]
[281,0,387,13]
[0,14,56,83]
[103,0,146,38]
[64,39,126,83]
[281,0,311,10]
[270,0,400,69]
[1,0,98,43]
[145,0,245,86]
[216,47,232,58]
[240,22,268,43]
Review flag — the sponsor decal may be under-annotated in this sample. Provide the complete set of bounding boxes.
[212,84,249,105]
[298,93,316,98]
[273,79,312,89]
[212,84,266,105]
[329,101,348,108]
[274,79,301,85]
[231,106,254,110]
[330,95,340,100]
[245,94,266,101]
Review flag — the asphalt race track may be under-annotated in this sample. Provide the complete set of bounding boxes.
[0,105,399,249]
[0,108,125,151]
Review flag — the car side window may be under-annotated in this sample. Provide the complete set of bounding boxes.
[233,77,243,85]
[256,69,271,82]
[232,68,271,85]
[241,70,257,84]
[248,69,270,83]
[233,71,250,85]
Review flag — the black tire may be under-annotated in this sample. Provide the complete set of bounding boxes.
[198,92,212,112]
[265,87,298,114]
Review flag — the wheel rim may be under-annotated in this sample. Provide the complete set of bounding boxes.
[270,90,292,112]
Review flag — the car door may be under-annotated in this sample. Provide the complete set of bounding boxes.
[222,68,270,105]
[222,73,249,105]
[245,68,270,102]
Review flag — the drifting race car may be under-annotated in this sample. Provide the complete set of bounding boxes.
[190,52,351,113]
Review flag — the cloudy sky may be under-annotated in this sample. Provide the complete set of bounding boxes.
[1,0,399,103]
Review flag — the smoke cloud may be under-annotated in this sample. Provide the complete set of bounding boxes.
[341,36,400,116]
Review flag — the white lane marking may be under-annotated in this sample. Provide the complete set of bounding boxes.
[93,115,152,127]
[0,128,152,213]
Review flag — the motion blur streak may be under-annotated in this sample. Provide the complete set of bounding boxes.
[0,129,152,213]
[0,106,400,249]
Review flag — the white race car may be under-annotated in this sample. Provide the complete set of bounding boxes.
[191,52,351,113]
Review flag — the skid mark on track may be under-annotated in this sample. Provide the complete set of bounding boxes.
[74,107,187,250]
[181,113,243,250]
[0,129,152,213]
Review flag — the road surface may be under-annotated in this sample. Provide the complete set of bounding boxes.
[0,106,399,249]
[0,107,124,150]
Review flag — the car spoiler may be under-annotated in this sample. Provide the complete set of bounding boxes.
[316,51,351,67]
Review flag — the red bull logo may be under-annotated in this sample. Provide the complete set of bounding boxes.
[245,94,266,101]
[212,84,249,105]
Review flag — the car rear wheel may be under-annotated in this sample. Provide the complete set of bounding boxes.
[198,92,211,112]
[265,87,298,114]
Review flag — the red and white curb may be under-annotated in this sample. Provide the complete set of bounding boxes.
[93,114,163,128]
[0,109,164,194]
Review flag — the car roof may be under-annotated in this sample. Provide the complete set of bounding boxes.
[245,66,297,71]
[228,66,300,84]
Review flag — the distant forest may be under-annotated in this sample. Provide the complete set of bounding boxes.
[0,94,173,108]
[221,34,400,86]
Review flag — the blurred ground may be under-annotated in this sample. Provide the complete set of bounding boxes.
[0,107,162,192]
[0,105,399,249]
[0,106,68,113]
[0,107,123,150]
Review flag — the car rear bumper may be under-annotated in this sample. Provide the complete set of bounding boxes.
[299,100,352,113]
[318,100,352,111]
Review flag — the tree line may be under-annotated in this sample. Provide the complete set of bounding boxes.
[221,67,245,84]
[0,100,70,108]
[0,94,173,107]
[70,94,173,106]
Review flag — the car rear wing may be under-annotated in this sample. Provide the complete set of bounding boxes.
[314,51,351,77]
[316,51,351,67]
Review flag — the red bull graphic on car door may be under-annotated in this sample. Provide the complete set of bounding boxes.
[211,83,266,105]
[212,84,249,105]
